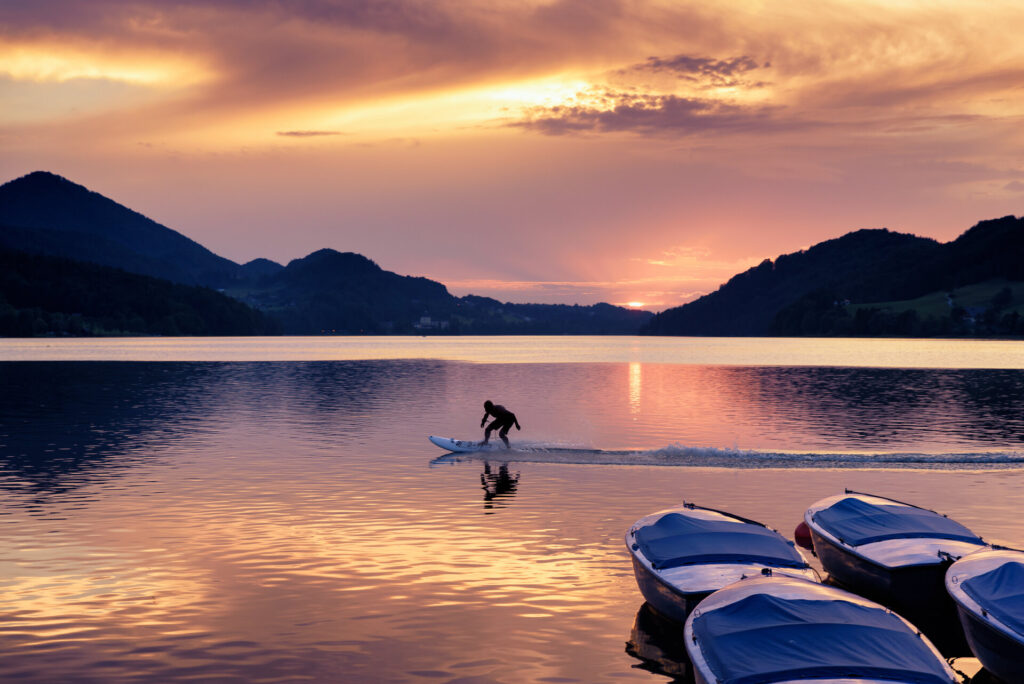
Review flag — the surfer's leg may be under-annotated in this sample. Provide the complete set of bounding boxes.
[483,419,498,444]
[498,419,512,448]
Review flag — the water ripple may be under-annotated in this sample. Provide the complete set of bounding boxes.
[1,358,1023,682]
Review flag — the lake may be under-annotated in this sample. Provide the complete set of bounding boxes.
[2,336,1023,682]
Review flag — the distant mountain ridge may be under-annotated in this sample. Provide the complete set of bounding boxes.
[0,171,651,335]
[643,216,1024,337]
[7,170,1019,339]
[235,248,652,334]
[0,172,247,287]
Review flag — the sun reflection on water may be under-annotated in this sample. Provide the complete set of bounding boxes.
[628,362,642,417]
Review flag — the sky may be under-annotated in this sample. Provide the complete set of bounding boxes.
[2,0,1023,310]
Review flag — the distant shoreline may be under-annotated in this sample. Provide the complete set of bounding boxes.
[4,335,1022,368]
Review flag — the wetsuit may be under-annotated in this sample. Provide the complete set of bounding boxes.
[481,404,519,447]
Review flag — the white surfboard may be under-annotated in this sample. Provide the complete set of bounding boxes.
[429,435,499,452]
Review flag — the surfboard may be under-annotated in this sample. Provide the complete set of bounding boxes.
[429,435,498,452]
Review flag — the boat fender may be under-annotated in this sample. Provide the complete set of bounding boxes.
[794,521,814,551]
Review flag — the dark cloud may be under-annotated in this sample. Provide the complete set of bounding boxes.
[513,93,783,137]
[1005,180,1024,193]
[276,130,343,137]
[0,0,452,36]
[639,54,766,86]
[600,53,770,95]
[0,1,115,34]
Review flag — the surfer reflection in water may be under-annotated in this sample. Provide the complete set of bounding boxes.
[480,400,520,448]
[481,462,519,509]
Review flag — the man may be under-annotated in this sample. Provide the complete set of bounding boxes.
[480,400,520,448]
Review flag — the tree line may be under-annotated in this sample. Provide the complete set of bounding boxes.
[0,248,277,336]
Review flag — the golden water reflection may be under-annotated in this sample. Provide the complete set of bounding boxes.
[628,362,642,417]
[2,356,1024,681]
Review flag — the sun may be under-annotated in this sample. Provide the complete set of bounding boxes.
[627,301,645,308]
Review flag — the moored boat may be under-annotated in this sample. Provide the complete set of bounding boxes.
[626,502,815,623]
[946,548,1024,683]
[804,490,986,651]
[684,574,959,684]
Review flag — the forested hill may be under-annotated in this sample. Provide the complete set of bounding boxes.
[643,216,1024,337]
[0,171,243,287]
[231,249,653,334]
[240,249,455,334]
[0,247,277,336]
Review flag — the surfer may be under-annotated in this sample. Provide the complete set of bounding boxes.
[480,400,520,448]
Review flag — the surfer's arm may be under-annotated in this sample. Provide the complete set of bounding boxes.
[481,411,489,427]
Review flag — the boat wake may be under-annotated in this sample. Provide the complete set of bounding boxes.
[429,441,1024,469]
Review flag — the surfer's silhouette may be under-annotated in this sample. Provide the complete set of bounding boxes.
[480,400,520,448]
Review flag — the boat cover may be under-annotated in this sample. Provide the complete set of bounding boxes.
[633,513,807,570]
[812,497,982,546]
[961,561,1024,637]
[691,593,953,684]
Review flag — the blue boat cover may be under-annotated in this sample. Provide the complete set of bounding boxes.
[633,513,807,570]
[691,593,953,684]
[812,497,982,546]
[962,561,1024,637]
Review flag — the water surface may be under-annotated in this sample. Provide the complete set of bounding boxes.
[4,334,1024,367]
[2,337,1023,682]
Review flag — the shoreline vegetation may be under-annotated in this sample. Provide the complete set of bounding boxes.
[643,218,1024,338]
[1,171,1022,339]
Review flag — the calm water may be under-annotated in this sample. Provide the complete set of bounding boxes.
[2,337,1024,682]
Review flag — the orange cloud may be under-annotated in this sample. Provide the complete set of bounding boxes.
[5,0,1024,148]
[0,41,211,85]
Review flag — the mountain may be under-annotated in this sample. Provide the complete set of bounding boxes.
[240,258,284,280]
[0,247,276,336]
[0,171,240,287]
[644,216,1024,337]
[228,249,653,334]
[0,171,652,335]
[8,170,1019,338]
[643,229,939,335]
[927,215,1024,287]
[240,249,456,334]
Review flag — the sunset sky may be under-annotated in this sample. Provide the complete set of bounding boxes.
[3,0,1023,310]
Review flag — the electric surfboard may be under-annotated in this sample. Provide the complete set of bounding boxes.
[429,435,501,452]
